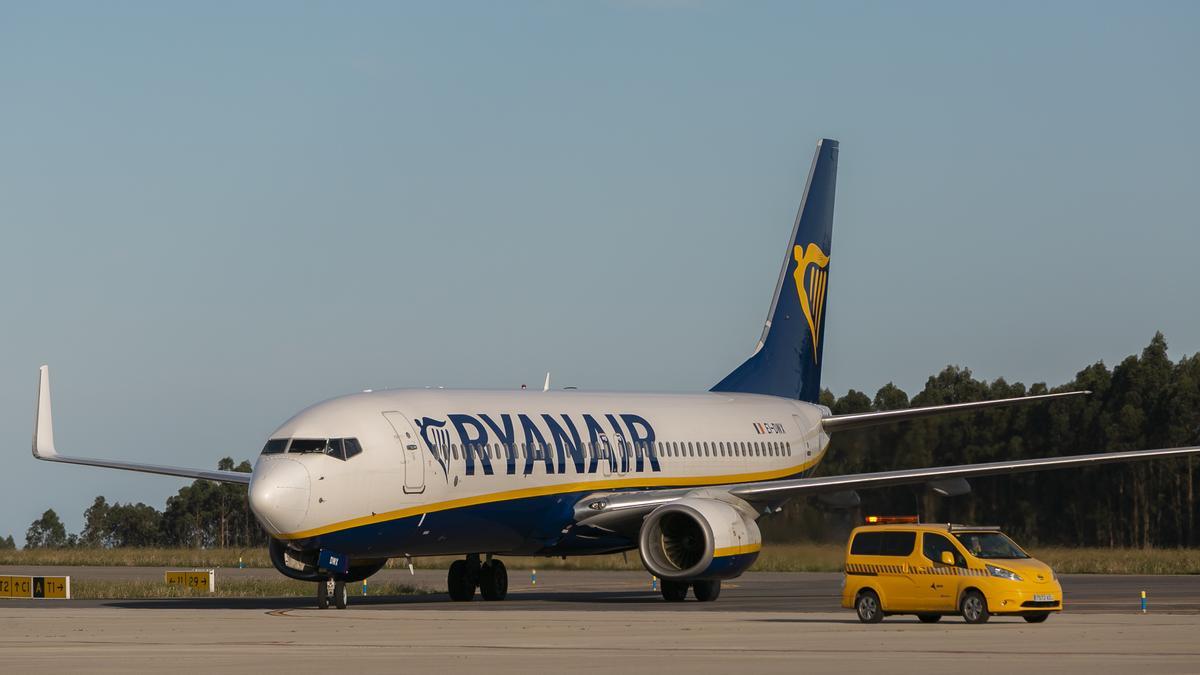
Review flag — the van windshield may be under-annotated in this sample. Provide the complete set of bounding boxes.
[953,532,1029,559]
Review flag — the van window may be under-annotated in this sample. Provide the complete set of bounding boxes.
[850,531,916,556]
[923,532,967,567]
[953,532,1029,559]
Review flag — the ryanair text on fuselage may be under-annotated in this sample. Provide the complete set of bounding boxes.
[416,412,666,478]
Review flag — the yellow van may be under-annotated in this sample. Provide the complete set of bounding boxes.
[841,518,1062,624]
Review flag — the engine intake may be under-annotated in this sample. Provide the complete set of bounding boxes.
[638,497,761,581]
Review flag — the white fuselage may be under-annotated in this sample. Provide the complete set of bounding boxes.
[249,389,830,558]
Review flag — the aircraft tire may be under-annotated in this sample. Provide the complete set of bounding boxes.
[660,580,688,602]
[316,579,330,610]
[448,560,476,601]
[692,580,721,602]
[479,560,508,601]
[334,580,347,609]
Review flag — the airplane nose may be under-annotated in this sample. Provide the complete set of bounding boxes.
[249,458,311,535]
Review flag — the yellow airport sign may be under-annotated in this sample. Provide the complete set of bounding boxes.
[0,575,70,599]
[165,569,215,592]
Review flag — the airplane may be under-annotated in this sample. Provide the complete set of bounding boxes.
[31,139,1200,608]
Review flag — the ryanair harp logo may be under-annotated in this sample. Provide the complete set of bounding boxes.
[792,243,830,363]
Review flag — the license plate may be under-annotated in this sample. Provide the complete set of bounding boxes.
[1034,594,1055,602]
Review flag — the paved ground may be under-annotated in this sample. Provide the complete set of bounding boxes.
[1,607,1197,674]
[3,568,1198,673]
[2,566,1197,613]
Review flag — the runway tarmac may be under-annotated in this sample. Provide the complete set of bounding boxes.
[2,568,1198,673]
[2,566,1198,613]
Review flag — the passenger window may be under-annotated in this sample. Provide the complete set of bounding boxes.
[923,533,967,567]
[343,438,363,459]
[261,439,288,455]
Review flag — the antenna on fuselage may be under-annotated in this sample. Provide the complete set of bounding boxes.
[543,372,551,392]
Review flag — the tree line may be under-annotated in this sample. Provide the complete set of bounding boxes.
[763,333,1200,548]
[9,333,1200,550]
[21,458,265,549]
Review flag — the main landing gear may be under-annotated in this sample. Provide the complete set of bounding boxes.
[317,578,347,610]
[660,579,721,602]
[448,554,508,601]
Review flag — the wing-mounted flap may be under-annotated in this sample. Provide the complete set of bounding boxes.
[816,490,861,509]
[927,477,971,497]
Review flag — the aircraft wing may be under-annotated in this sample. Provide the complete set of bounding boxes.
[725,445,1200,502]
[821,390,1089,433]
[572,444,1200,534]
[31,366,252,485]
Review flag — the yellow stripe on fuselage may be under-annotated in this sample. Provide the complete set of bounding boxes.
[277,458,820,540]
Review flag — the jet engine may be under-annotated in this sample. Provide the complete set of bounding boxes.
[268,538,386,582]
[638,497,761,581]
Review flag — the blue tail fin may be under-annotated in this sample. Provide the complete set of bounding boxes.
[711,138,839,402]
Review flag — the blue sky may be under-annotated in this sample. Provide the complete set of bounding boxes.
[2,1,1197,543]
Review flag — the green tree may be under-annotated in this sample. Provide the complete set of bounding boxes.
[25,509,68,549]
[0,535,16,550]
[80,496,111,547]
[162,458,263,548]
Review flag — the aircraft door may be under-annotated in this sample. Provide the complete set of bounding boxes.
[597,434,613,477]
[383,411,425,494]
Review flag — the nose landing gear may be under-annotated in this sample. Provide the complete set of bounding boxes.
[448,554,508,601]
[317,578,348,609]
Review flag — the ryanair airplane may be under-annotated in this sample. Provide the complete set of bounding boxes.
[31,139,1200,608]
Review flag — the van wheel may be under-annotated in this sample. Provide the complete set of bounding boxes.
[961,590,990,624]
[855,590,883,623]
[917,614,942,623]
[1024,612,1050,623]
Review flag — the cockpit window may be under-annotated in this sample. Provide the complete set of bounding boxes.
[261,439,288,455]
[280,437,362,460]
[288,439,327,454]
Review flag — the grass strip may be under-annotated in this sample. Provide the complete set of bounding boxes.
[70,578,426,599]
[5,544,1200,575]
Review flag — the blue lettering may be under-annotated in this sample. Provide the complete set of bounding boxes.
[518,414,553,475]
[479,414,517,475]
[605,414,630,473]
[449,414,493,476]
[621,413,660,473]
[543,414,586,474]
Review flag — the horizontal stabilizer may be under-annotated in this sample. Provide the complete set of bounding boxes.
[32,366,251,485]
[821,390,1089,433]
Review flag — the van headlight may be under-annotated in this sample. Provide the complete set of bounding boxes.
[986,565,1022,582]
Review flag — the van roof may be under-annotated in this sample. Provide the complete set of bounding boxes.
[850,523,1003,534]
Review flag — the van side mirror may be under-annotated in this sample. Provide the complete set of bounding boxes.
[940,551,955,566]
